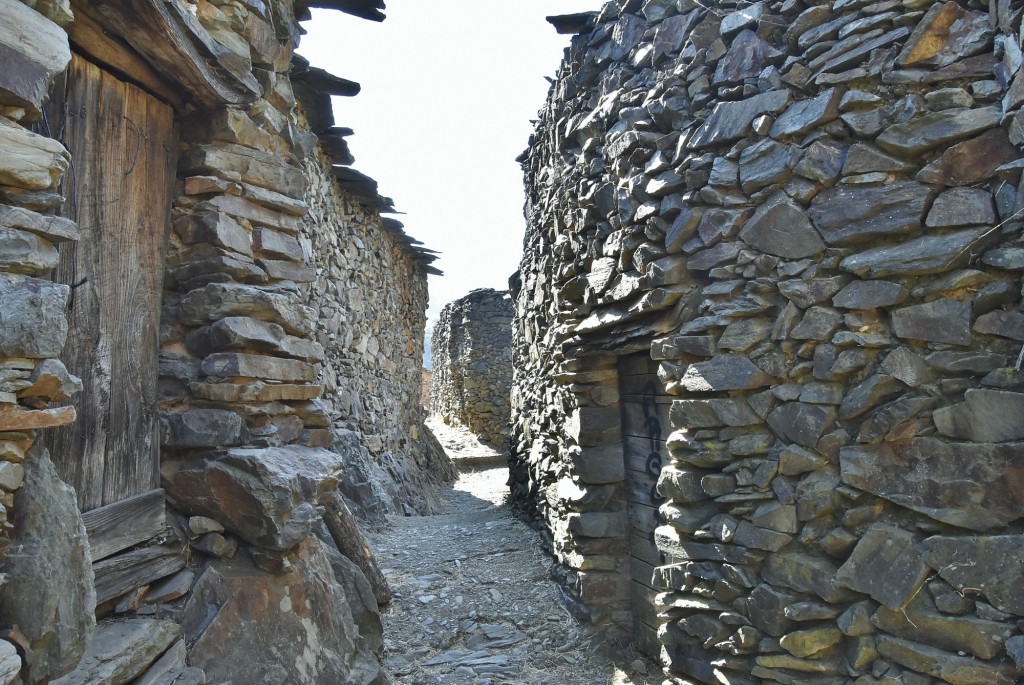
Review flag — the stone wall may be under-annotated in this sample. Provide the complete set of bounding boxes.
[298,113,455,518]
[0,0,449,683]
[513,1,1024,683]
[431,288,514,450]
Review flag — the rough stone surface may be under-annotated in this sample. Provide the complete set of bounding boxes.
[0,448,95,684]
[51,619,179,685]
[182,537,382,685]
[511,2,1024,679]
[162,446,343,550]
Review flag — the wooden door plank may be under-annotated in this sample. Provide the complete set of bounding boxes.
[82,489,165,561]
[93,545,185,604]
[42,54,175,511]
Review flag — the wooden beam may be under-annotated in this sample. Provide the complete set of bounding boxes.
[82,489,166,561]
[67,5,185,110]
[74,0,260,111]
[93,545,185,605]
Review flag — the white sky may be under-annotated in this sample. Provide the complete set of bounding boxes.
[296,1,601,331]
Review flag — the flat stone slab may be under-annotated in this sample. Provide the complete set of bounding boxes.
[840,438,1024,531]
[51,619,179,685]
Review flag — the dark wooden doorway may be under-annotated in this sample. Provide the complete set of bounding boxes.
[618,353,670,658]
[42,54,177,559]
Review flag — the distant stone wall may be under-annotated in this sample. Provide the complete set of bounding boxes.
[431,289,514,450]
[514,0,1024,682]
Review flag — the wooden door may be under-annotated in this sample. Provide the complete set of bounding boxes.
[619,353,670,658]
[42,54,176,558]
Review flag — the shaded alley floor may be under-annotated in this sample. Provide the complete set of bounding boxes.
[368,421,656,685]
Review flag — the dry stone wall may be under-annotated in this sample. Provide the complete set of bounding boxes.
[513,0,1024,683]
[431,288,514,450]
[0,0,449,683]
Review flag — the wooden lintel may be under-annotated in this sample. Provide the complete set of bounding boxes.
[67,6,186,110]
[82,489,167,562]
[73,0,261,111]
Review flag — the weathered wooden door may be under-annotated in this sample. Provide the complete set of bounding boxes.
[618,353,670,658]
[42,54,177,558]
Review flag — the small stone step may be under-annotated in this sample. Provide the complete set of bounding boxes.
[52,619,179,685]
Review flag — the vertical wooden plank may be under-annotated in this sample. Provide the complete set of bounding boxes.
[42,54,176,511]
[618,352,671,659]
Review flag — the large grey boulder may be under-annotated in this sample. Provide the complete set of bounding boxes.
[0,273,69,358]
[0,447,95,685]
[162,445,345,550]
[182,537,385,685]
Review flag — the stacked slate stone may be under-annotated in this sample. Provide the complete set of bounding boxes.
[0,1,440,684]
[513,0,1024,683]
[431,289,515,451]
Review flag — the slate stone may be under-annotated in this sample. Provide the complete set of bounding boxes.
[51,620,179,685]
[19,358,83,402]
[0,641,19,685]
[657,465,712,503]
[738,139,797,193]
[696,208,749,245]
[689,90,792,149]
[178,282,316,336]
[0,273,69,358]
[162,446,345,550]
[0,204,78,244]
[835,524,930,610]
[791,307,842,341]
[200,352,317,383]
[0,2,71,118]
[839,374,906,421]
[713,29,784,84]
[832,280,908,309]
[840,438,1024,531]
[738,193,824,259]
[933,389,1024,442]
[720,2,763,35]
[762,552,853,603]
[770,89,842,138]
[792,140,844,187]
[160,409,246,448]
[717,317,773,352]
[897,2,993,69]
[183,537,382,685]
[687,241,744,270]
[837,601,874,636]
[679,355,774,392]
[916,128,1018,186]
[877,636,1017,685]
[872,594,1013,660]
[808,182,933,246]
[840,227,991,278]
[981,247,1024,271]
[974,310,1024,341]
[779,627,842,658]
[173,211,252,257]
[187,316,324,361]
[0,447,95,685]
[876,107,1000,156]
[766,402,835,448]
[923,535,1024,616]
[841,143,915,175]
[891,298,971,345]
[925,187,995,228]
[671,398,759,428]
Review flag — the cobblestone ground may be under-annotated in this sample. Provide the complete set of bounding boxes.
[369,421,658,685]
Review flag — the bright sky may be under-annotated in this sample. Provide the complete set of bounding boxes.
[296,1,601,333]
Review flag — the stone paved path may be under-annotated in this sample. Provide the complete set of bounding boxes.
[369,423,656,685]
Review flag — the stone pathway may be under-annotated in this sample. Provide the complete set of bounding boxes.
[369,424,656,685]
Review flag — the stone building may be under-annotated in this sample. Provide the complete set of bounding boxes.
[0,1,451,683]
[430,288,514,450]
[513,0,1024,683]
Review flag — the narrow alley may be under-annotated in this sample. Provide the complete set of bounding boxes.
[369,421,655,685]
